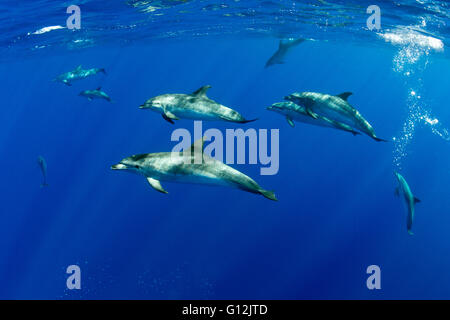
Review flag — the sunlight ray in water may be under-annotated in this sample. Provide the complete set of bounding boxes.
[389,24,447,170]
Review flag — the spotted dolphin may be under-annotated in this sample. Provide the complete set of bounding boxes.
[79,87,112,102]
[37,156,48,187]
[111,139,277,201]
[139,85,256,124]
[285,91,387,142]
[267,101,360,136]
[265,38,305,68]
[54,65,106,86]
[395,172,421,235]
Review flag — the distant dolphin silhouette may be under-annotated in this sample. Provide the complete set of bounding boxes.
[54,65,106,86]
[395,172,421,235]
[265,38,305,68]
[37,156,48,187]
[79,87,112,102]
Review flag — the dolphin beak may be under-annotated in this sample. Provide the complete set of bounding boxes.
[111,163,127,170]
[266,106,273,110]
[139,104,146,109]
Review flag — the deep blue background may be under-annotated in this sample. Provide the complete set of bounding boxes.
[1,37,450,299]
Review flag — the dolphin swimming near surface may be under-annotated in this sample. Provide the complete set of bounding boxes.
[139,85,257,124]
[285,91,387,142]
[394,172,421,235]
[54,65,106,86]
[111,138,277,201]
[37,156,48,187]
[267,101,361,136]
[265,38,305,68]
[79,87,112,102]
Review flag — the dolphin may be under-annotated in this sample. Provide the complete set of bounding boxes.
[265,38,305,68]
[394,172,421,235]
[139,85,257,124]
[267,101,361,136]
[37,156,48,187]
[111,139,277,201]
[79,87,112,102]
[54,65,106,86]
[285,91,388,142]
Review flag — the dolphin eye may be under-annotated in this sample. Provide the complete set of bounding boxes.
[134,165,140,169]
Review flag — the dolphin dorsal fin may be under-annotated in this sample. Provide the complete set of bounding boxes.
[414,197,421,204]
[181,136,206,163]
[192,85,211,98]
[336,92,353,101]
[75,65,82,71]
[190,136,205,154]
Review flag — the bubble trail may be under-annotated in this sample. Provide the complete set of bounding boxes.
[385,24,447,170]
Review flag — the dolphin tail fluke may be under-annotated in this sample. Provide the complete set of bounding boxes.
[260,189,277,201]
[99,68,106,75]
[40,183,49,188]
[239,118,258,124]
[407,230,414,236]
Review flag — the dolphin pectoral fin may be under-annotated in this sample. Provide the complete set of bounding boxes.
[162,114,175,124]
[147,177,168,194]
[305,108,319,119]
[88,97,92,101]
[260,189,278,201]
[336,92,353,101]
[286,116,295,127]
[395,187,400,197]
[165,111,179,120]
[414,197,421,204]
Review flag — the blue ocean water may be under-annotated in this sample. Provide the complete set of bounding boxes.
[0,0,450,299]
